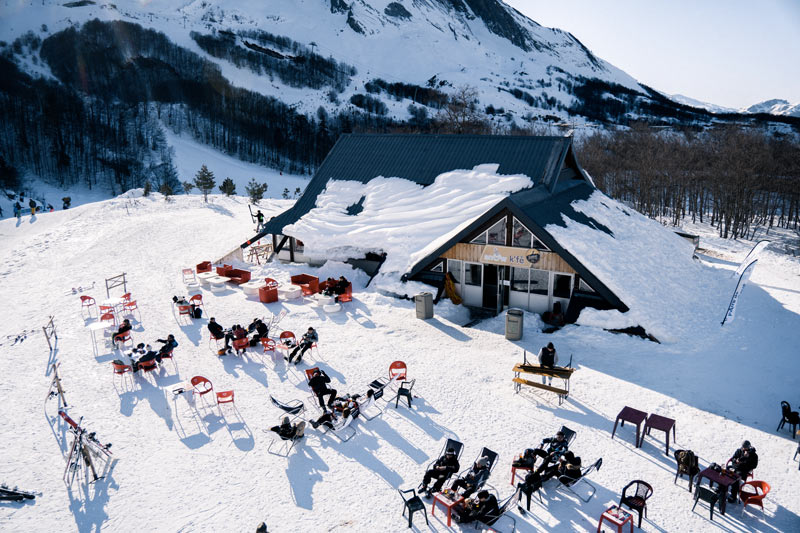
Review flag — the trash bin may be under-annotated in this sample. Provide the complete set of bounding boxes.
[505,308,523,340]
[415,292,433,319]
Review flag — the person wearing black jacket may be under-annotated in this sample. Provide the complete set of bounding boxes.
[156,334,178,361]
[532,431,569,474]
[208,317,233,352]
[456,490,499,524]
[308,369,337,409]
[270,416,305,441]
[287,327,318,364]
[517,452,581,510]
[727,440,758,503]
[247,318,269,345]
[132,344,158,372]
[420,448,460,496]
[111,319,132,347]
[451,457,491,498]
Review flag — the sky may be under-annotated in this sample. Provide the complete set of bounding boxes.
[505,0,800,110]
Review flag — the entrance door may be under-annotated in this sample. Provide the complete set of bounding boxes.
[483,264,499,310]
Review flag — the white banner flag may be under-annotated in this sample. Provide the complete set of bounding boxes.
[722,259,758,325]
[733,240,769,277]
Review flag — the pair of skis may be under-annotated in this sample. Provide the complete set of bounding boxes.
[0,485,38,501]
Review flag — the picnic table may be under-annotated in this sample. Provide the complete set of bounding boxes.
[611,406,648,448]
[512,353,575,405]
[695,467,740,515]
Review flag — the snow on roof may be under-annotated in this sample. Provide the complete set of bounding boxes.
[546,190,730,342]
[283,164,534,286]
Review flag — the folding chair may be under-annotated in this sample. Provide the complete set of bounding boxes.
[554,458,602,503]
[276,331,296,358]
[270,396,306,420]
[455,447,498,494]
[326,412,356,442]
[559,425,577,448]
[359,389,384,420]
[183,268,199,287]
[480,490,518,531]
[266,418,306,457]
[423,438,465,488]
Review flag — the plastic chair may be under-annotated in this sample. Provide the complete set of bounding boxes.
[674,449,700,492]
[739,481,770,514]
[276,331,296,355]
[123,300,140,319]
[121,292,132,302]
[777,401,799,438]
[395,379,416,408]
[216,390,235,405]
[692,485,720,520]
[262,338,276,359]
[398,488,428,528]
[389,361,407,381]
[189,294,204,309]
[232,338,249,355]
[191,376,214,406]
[182,268,199,286]
[100,312,117,329]
[619,480,653,528]
[80,295,97,316]
[112,362,133,387]
[114,329,133,349]
[160,349,177,372]
[138,359,158,375]
[177,305,192,321]
[99,305,116,318]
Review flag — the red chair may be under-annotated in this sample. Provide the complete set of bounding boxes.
[232,338,249,355]
[276,331,296,356]
[80,295,97,316]
[177,305,192,321]
[189,294,204,309]
[112,362,133,387]
[262,338,276,356]
[338,283,353,303]
[160,349,177,372]
[191,376,214,406]
[100,313,117,332]
[138,359,158,376]
[123,300,140,320]
[259,278,280,303]
[121,292,132,303]
[196,261,212,273]
[216,390,235,405]
[740,481,770,514]
[389,361,407,381]
[305,367,319,383]
[99,305,116,318]
[114,329,133,349]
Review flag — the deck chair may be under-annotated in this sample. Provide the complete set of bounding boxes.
[359,389,384,420]
[270,396,306,419]
[559,425,577,448]
[326,412,356,442]
[554,458,602,503]
[369,373,402,399]
[479,489,519,531]
[456,447,499,493]
[424,438,465,488]
[266,419,306,457]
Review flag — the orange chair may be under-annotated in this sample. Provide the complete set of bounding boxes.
[739,481,770,513]
[138,359,158,375]
[114,329,133,349]
[338,283,353,303]
[189,294,204,309]
[389,361,407,381]
[232,338,249,355]
[177,305,192,321]
[100,313,117,331]
[112,362,133,387]
[124,300,140,319]
[276,331,296,356]
[160,349,177,372]
[191,376,214,406]
[216,390,235,405]
[122,292,132,303]
[305,367,319,383]
[196,261,212,273]
[80,295,97,316]
[99,305,115,317]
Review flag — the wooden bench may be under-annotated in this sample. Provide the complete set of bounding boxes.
[512,354,575,405]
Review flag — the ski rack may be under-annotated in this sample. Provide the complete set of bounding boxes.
[42,316,57,352]
[60,410,112,490]
[105,272,128,299]
[45,363,67,410]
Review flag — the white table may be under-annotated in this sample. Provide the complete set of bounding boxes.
[314,294,334,306]
[323,302,342,313]
[241,280,266,296]
[278,286,302,300]
[87,321,113,355]
[209,276,230,292]
[197,271,218,286]
[101,297,125,315]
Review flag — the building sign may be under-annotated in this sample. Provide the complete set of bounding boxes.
[480,245,540,267]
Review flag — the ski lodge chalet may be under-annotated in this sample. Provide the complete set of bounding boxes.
[243,134,629,322]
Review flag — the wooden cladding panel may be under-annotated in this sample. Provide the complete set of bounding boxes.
[441,243,575,274]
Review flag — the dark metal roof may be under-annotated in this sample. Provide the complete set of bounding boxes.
[244,133,581,244]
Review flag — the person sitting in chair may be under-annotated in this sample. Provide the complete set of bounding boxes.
[727,440,758,503]
[334,276,350,301]
[270,416,305,441]
[322,277,338,297]
[455,490,499,524]
[111,319,132,347]
[512,448,536,468]
[451,456,491,498]
[307,369,337,409]
[208,318,233,354]
[310,407,351,430]
[420,448,460,497]
[247,318,269,346]
[156,334,178,361]
[537,342,558,385]
[287,327,318,365]
[531,430,569,473]
[132,344,158,372]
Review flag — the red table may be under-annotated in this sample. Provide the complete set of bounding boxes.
[695,467,740,515]
[431,492,465,527]
[597,505,633,533]
[642,413,676,454]
[612,406,648,448]
[510,465,533,485]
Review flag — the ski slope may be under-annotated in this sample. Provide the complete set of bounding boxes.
[0,192,799,532]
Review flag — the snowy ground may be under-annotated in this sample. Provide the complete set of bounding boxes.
[1,193,799,532]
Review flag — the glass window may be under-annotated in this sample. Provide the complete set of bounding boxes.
[469,230,487,245]
[487,218,506,245]
[578,277,596,293]
[447,259,461,284]
[511,267,529,292]
[553,274,572,298]
[464,263,482,286]
[512,218,532,248]
[430,262,443,273]
[529,269,549,295]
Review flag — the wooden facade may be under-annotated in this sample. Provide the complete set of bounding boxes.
[441,243,575,275]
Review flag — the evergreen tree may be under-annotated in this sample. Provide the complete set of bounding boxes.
[219,177,236,196]
[182,181,195,194]
[193,164,216,202]
[143,180,151,197]
[159,182,173,201]
[282,188,290,199]
[245,178,268,205]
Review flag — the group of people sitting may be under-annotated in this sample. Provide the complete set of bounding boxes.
[114,334,178,372]
[322,276,350,302]
[513,430,581,510]
[208,317,270,355]
[269,416,306,442]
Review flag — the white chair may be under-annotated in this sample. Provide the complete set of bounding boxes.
[182,268,200,288]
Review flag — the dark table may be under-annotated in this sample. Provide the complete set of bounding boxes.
[642,414,676,454]
[695,467,740,515]
[612,406,648,448]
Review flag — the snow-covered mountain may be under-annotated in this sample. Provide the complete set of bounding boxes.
[668,93,737,114]
[745,98,800,117]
